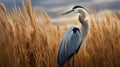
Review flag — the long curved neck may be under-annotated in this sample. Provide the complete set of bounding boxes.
[78,15,89,41]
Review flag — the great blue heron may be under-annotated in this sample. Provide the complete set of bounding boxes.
[57,5,90,67]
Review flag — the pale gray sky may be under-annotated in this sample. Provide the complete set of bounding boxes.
[0,0,120,24]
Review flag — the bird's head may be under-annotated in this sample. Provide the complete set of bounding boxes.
[61,5,90,18]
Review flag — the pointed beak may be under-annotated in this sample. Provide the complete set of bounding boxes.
[60,9,74,16]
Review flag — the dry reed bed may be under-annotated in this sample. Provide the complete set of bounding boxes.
[0,0,120,67]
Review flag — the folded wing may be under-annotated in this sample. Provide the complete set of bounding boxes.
[57,25,82,66]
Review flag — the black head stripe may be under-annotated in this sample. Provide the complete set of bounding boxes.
[72,5,90,14]
[72,5,84,10]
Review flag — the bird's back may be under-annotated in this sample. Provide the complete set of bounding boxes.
[57,25,82,67]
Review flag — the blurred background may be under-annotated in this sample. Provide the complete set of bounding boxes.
[0,0,120,24]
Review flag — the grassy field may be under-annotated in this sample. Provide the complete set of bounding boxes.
[0,0,120,67]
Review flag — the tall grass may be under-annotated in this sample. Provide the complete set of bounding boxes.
[0,0,120,67]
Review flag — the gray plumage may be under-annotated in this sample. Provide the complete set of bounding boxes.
[57,26,82,66]
[57,5,89,67]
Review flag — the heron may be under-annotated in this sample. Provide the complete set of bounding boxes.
[57,5,90,67]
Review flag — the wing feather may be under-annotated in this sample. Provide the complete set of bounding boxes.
[57,25,82,66]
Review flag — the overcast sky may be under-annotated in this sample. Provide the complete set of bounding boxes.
[0,0,120,24]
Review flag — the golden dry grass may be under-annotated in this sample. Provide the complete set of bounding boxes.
[0,0,120,67]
